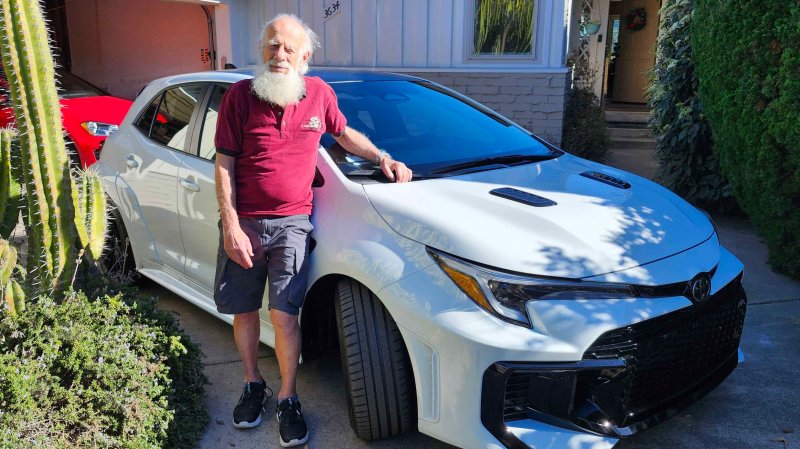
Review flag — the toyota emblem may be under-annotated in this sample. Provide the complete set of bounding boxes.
[690,275,711,303]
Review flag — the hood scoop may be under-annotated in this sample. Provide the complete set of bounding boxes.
[580,171,631,189]
[489,187,557,207]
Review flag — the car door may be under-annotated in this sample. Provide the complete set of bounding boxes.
[176,83,227,294]
[120,83,208,275]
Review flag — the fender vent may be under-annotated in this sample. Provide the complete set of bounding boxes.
[580,171,631,189]
[490,187,556,207]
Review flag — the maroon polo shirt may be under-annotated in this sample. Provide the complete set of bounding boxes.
[214,76,347,217]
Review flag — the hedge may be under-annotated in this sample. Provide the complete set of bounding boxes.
[693,0,800,277]
[647,0,734,211]
[561,86,610,163]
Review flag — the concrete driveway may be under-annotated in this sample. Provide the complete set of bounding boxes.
[148,214,800,449]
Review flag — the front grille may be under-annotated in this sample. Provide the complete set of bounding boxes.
[583,275,746,419]
[493,274,746,434]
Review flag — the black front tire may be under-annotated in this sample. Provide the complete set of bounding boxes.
[334,279,415,440]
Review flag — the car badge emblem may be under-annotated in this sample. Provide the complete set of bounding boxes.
[690,275,711,303]
[302,116,322,131]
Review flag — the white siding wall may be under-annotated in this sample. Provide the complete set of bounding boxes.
[223,0,567,71]
[221,0,569,144]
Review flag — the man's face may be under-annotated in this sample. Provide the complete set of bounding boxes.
[263,19,309,74]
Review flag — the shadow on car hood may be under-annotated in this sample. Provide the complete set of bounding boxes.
[363,155,714,283]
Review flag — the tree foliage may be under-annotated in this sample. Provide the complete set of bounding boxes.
[693,0,800,277]
[647,0,735,211]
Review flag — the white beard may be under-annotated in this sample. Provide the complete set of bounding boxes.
[251,61,306,107]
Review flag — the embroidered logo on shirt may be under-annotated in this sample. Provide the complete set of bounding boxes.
[302,116,322,131]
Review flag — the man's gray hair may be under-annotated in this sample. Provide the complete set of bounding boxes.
[258,13,320,75]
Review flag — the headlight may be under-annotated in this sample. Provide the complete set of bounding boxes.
[81,121,119,137]
[428,248,636,328]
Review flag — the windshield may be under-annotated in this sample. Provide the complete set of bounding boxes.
[321,80,558,179]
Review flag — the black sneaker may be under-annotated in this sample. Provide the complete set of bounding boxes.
[232,380,272,428]
[276,398,309,447]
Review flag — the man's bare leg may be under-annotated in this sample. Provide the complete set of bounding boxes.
[234,311,263,382]
[270,308,301,399]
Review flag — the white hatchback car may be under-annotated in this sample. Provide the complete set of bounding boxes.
[96,68,746,449]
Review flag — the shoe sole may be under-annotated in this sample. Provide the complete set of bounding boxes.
[232,413,262,429]
[279,431,309,447]
[233,401,267,429]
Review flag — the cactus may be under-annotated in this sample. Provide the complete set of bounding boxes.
[0,128,21,238]
[75,170,107,261]
[0,238,24,314]
[0,0,106,297]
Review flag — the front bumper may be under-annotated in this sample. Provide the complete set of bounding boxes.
[481,274,747,448]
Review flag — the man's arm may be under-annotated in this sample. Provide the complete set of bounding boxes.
[215,153,254,268]
[333,126,413,183]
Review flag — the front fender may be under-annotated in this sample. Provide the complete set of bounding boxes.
[109,174,161,267]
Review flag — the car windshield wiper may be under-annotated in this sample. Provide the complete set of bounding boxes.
[431,154,556,175]
[344,169,442,181]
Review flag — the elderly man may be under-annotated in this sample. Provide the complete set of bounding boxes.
[213,13,412,447]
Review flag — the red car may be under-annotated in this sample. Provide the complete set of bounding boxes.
[0,70,132,168]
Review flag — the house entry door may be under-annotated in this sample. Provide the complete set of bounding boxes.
[611,0,661,103]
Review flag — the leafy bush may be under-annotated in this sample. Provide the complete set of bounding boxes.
[0,288,208,448]
[647,0,735,212]
[561,86,609,162]
[693,0,800,277]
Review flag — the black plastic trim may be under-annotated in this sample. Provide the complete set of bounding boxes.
[580,171,631,189]
[490,187,557,207]
[482,360,624,448]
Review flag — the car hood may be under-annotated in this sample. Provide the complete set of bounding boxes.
[60,96,133,125]
[363,155,714,280]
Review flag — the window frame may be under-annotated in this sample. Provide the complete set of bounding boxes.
[462,0,541,64]
[189,82,230,163]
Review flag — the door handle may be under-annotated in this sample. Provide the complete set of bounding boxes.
[180,178,200,192]
[125,155,139,168]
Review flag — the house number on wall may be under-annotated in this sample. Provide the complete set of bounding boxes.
[323,1,341,20]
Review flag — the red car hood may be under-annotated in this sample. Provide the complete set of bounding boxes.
[60,96,132,126]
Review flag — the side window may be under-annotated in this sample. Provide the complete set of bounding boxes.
[149,84,206,152]
[196,84,228,161]
[134,95,160,136]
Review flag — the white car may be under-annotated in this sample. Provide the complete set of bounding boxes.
[96,68,747,449]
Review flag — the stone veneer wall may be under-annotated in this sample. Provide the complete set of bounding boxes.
[407,71,569,146]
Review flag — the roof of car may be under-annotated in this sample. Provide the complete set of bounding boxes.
[158,67,424,87]
[240,67,421,83]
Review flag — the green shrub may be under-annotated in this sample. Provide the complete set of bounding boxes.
[693,0,800,277]
[647,0,735,212]
[0,288,208,448]
[560,86,609,162]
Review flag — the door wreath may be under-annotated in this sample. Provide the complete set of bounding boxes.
[626,8,647,31]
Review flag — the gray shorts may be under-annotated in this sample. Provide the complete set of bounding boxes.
[213,215,313,315]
